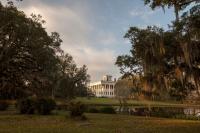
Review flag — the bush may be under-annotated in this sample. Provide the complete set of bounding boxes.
[56,104,68,110]
[0,100,9,111]
[68,102,86,118]
[99,107,116,114]
[17,98,36,114]
[17,98,56,115]
[35,98,56,115]
[150,107,183,118]
[87,107,99,113]
[133,108,150,116]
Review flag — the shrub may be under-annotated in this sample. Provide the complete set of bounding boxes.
[87,107,99,113]
[17,98,36,114]
[150,107,170,118]
[150,107,183,118]
[0,100,9,111]
[56,104,68,110]
[80,114,87,120]
[68,102,86,118]
[99,107,116,114]
[132,108,150,116]
[35,98,56,115]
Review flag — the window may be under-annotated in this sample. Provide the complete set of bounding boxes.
[110,85,113,89]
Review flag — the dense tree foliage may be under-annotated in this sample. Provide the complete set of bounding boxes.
[55,53,90,99]
[144,0,199,21]
[116,1,200,101]
[0,2,90,99]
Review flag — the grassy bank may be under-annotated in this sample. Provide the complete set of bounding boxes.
[72,97,200,107]
[0,113,200,133]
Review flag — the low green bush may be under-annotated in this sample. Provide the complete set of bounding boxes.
[17,98,56,115]
[68,102,86,118]
[17,98,36,114]
[150,107,170,118]
[133,108,150,116]
[150,107,183,118]
[56,104,68,110]
[99,107,116,114]
[132,107,183,118]
[35,98,56,115]
[87,107,99,113]
[0,100,9,111]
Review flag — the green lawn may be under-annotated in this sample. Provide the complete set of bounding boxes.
[72,97,200,107]
[0,113,200,133]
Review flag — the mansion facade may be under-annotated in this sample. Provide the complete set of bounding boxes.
[88,75,116,98]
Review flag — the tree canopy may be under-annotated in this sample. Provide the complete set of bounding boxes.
[116,1,200,101]
[0,2,90,99]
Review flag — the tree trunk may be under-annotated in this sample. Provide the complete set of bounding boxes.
[174,5,179,22]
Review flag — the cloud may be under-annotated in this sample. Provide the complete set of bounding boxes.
[20,3,92,45]
[98,32,117,45]
[66,45,119,81]
[130,6,158,22]
[17,1,119,81]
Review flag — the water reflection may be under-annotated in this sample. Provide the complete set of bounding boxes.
[116,106,200,118]
[184,108,200,116]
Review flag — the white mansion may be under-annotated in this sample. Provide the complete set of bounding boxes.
[88,75,116,98]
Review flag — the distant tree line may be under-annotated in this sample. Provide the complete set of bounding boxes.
[0,1,90,100]
[116,0,200,101]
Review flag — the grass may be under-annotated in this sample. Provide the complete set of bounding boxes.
[0,112,200,133]
[72,97,200,107]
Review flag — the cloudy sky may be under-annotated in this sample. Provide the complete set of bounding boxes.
[3,0,175,81]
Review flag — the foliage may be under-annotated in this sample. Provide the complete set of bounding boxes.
[16,98,36,114]
[0,2,61,99]
[68,102,86,118]
[74,97,182,107]
[56,103,68,110]
[17,97,56,115]
[86,106,116,114]
[150,107,183,118]
[87,107,99,113]
[144,0,199,21]
[116,2,200,101]
[35,98,56,115]
[115,78,133,99]
[132,107,187,118]
[115,76,142,99]
[169,80,195,101]
[55,54,90,99]
[114,78,134,112]
[99,107,116,114]
[0,100,9,111]
[0,2,90,99]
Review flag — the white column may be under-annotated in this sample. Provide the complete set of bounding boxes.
[108,84,110,97]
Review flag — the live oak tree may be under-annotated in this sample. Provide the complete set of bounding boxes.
[0,2,90,99]
[0,3,59,98]
[55,53,90,99]
[116,1,200,101]
[144,0,199,21]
